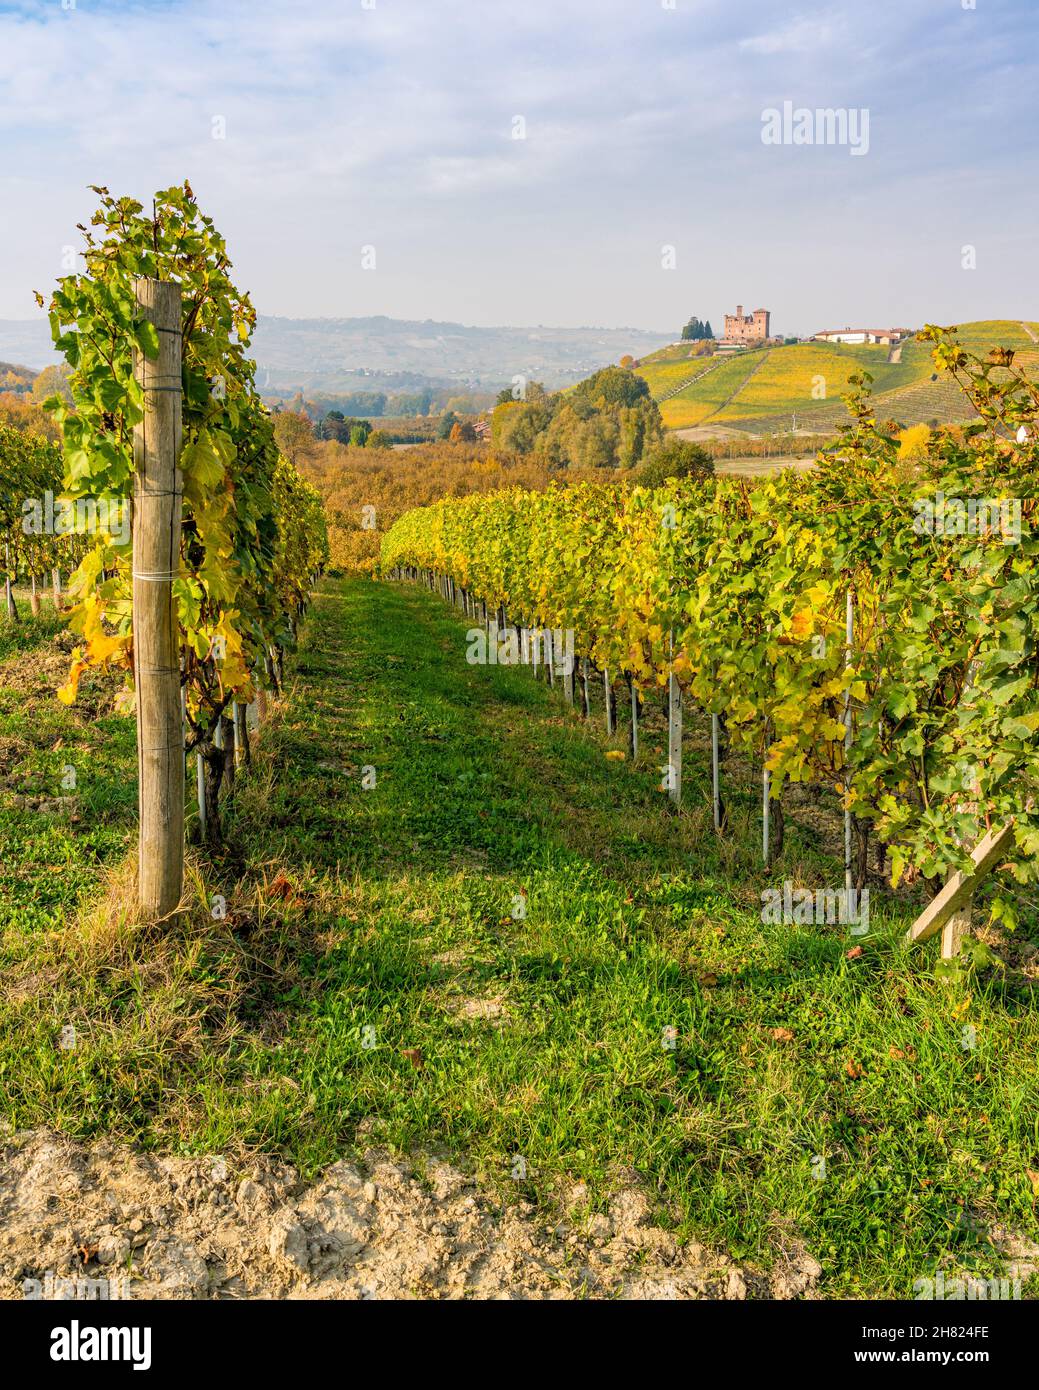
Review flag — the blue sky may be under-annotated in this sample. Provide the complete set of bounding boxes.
[1,0,1037,333]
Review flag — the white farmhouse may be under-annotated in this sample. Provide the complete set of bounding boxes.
[812,327,912,346]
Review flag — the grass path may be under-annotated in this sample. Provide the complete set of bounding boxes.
[2,579,1038,1298]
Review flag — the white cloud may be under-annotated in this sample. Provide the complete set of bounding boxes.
[738,16,839,56]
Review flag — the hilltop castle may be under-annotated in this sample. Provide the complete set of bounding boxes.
[723,305,770,344]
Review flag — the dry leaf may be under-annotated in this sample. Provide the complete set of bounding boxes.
[846,1058,864,1079]
[771,1027,794,1043]
[269,873,293,900]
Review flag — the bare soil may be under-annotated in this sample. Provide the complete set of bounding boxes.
[0,1128,824,1301]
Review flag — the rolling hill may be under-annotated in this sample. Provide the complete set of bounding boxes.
[0,314,677,393]
[637,321,1039,433]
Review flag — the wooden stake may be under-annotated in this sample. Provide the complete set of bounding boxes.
[196,751,207,840]
[563,643,575,705]
[711,713,722,832]
[667,633,681,810]
[762,752,771,867]
[132,277,184,919]
[906,822,1016,949]
[843,587,854,894]
[4,543,17,622]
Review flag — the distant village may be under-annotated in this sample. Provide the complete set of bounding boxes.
[698,304,913,355]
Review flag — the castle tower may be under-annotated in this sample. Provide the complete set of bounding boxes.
[723,304,770,345]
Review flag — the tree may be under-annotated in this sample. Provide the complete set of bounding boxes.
[273,409,314,465]
[635,439,714,487]
[349,420,372,447]
[31,363,73,404]
[496,380,547,406]
[619,355,635,369]
[491,399,552,454]
[437,410,459,440]
[571,366,650,410]
[681,317,713,342]
[367,429,392,449]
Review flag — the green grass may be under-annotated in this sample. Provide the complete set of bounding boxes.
[0,614,137,934]
[1,580,1037,1298]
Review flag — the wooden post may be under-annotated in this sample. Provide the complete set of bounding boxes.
[132,277,184,919]
[941,900,971,960]
[581,657,591,718]
[843,587,854,894]
[762,761,770,865]
[233,702,244,767]
[711,713,722,832]
[604,667,616,735]
[52,567,62,609]
[907,822,1016,951]
[563,642,575,705]
[196,750,207,841]
[546,629,555,687]
[628,675,639,760]
[4,543,18,622]
[667,633,682,811]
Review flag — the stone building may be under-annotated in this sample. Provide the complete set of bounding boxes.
[723,305,771,344]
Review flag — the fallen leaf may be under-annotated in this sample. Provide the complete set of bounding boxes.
[771,1027,794,1043]
[846,1058,864,1079]
[846,945,863,960]
[402,1048,424,1070]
